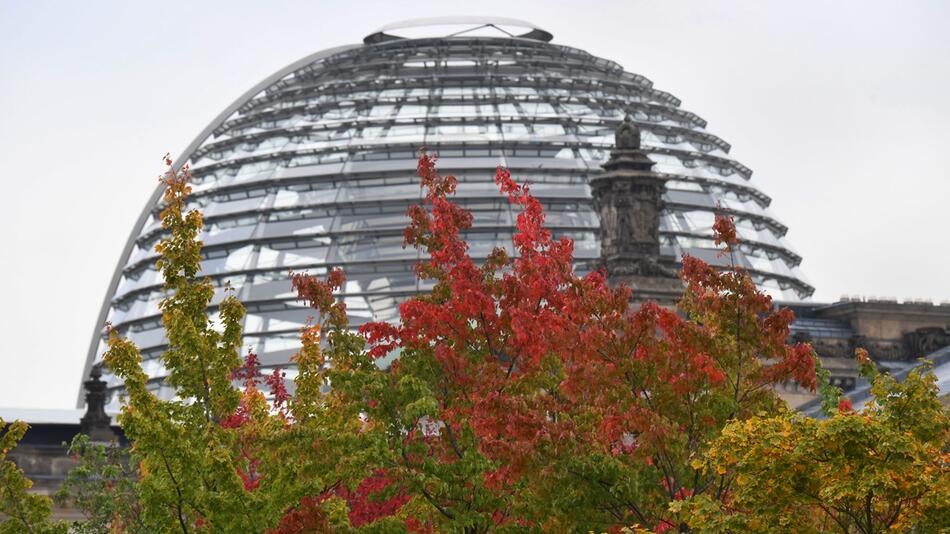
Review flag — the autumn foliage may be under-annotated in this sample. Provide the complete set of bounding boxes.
[0,419,67,533]
[49,152,949,533]
[678,348,950,532]
[279,153,820,532]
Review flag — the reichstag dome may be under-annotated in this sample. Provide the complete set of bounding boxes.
[83,17,813,405]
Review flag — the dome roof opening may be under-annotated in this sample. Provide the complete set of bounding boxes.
[364,16,553,44]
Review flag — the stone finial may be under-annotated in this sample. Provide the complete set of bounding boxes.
[79,363,115,443]
[615,113,641,150]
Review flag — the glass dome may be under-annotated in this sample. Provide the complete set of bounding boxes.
[83,19,813,405]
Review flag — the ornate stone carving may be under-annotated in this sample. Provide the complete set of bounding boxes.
[590,113,678,286]
[791,331,852,360]
[849,334,908,361]
[792,324,950,365]
[904,326,950,357]
[812,338,852,360]
[611,256,679,278]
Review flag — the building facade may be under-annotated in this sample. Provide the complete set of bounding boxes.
[83,17,816,405]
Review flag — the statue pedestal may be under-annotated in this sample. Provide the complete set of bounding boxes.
[611,274,683,309]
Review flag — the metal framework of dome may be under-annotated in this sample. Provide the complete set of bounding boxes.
[364,17,554,44]
[82,19,813,405]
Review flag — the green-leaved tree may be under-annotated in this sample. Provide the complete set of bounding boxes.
[0,418,67,534]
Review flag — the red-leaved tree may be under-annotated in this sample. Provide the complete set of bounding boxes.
[279,153,818,532]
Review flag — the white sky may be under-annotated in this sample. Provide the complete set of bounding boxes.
[1,0,948,410]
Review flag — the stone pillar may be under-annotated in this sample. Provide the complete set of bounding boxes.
[590,114,682,306]
[79,364,116,443]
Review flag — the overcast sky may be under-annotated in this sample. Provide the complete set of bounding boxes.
[1,0,948,410]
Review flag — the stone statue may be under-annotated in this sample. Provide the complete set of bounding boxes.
[615,113,641,150]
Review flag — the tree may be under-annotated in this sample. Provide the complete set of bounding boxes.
[289,153,818,532]
[675,349,950,533]
[62,157,386,533]
[97,158,318,533]
[0,418,67,534]
[56,435,144,534]
[74,152,829,532]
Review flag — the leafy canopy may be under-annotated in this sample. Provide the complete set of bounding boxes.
[677,349,950,533]
[65,153,873,533]
[289,154,818,532]
[99,159,323,533]
[0,418,67,534]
